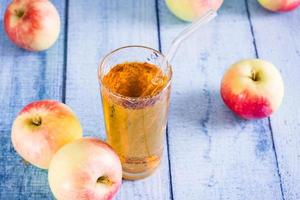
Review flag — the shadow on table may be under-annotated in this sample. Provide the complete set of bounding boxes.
[0,20,27,57]
[170,88,249,133]
[170,87,273,159]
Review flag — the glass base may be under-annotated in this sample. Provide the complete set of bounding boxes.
[122,166,159,180]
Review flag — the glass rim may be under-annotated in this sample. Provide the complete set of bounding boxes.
[98,45,173,101]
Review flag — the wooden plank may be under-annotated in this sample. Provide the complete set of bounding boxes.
[0,0,67,199]
[158,0,283,199]
[247,1,300,199]
[65,1,171,199]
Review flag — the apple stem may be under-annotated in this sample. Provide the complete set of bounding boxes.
[15,9,25,18]
[31,116,42,126]
[97,176,113,186]
[251,71,260,81]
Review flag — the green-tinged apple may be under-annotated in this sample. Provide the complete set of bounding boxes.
[4,0,60,51]
[48,138,122,200]
[11,100,82,169]
[221,59,284,119]
[258,0,300,12]
[165,0,223,21]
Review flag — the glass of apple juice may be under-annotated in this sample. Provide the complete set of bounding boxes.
[98,46,172,180]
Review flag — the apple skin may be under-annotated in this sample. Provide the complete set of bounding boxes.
[165,0,223,22]
[11,100,82,169]
[4,0,60,51]
[221,59,284,119]
[48,138,122,200]
[258,0,300,12]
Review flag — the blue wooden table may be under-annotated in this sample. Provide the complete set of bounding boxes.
[1,0,300,199]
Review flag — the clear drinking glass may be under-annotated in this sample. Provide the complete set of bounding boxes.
[98,46,172,180]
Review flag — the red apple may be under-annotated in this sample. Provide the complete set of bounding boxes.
[258,0,300,12]
[4,0,60,51]
[11,100,82,169]
[221,59,284,119]
[48,138,122,200]
[165,0,223,21]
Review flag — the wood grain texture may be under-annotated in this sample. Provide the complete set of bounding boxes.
[247,1,300,199]
[0,0,67,199]
[0,0,299,199]
[158,0,283,199]
[65,1,171,199]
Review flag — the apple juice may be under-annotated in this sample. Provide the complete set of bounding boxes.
[101,62,171,180]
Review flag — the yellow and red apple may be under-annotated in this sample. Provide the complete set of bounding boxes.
[11,100,82,169]
[165,0,223,21]
[48,138,122,200]
[258,0,300,12]
[221,59,284,119]
[4,0,60,51]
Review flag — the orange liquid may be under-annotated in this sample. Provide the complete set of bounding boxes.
[101,62,171,179]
